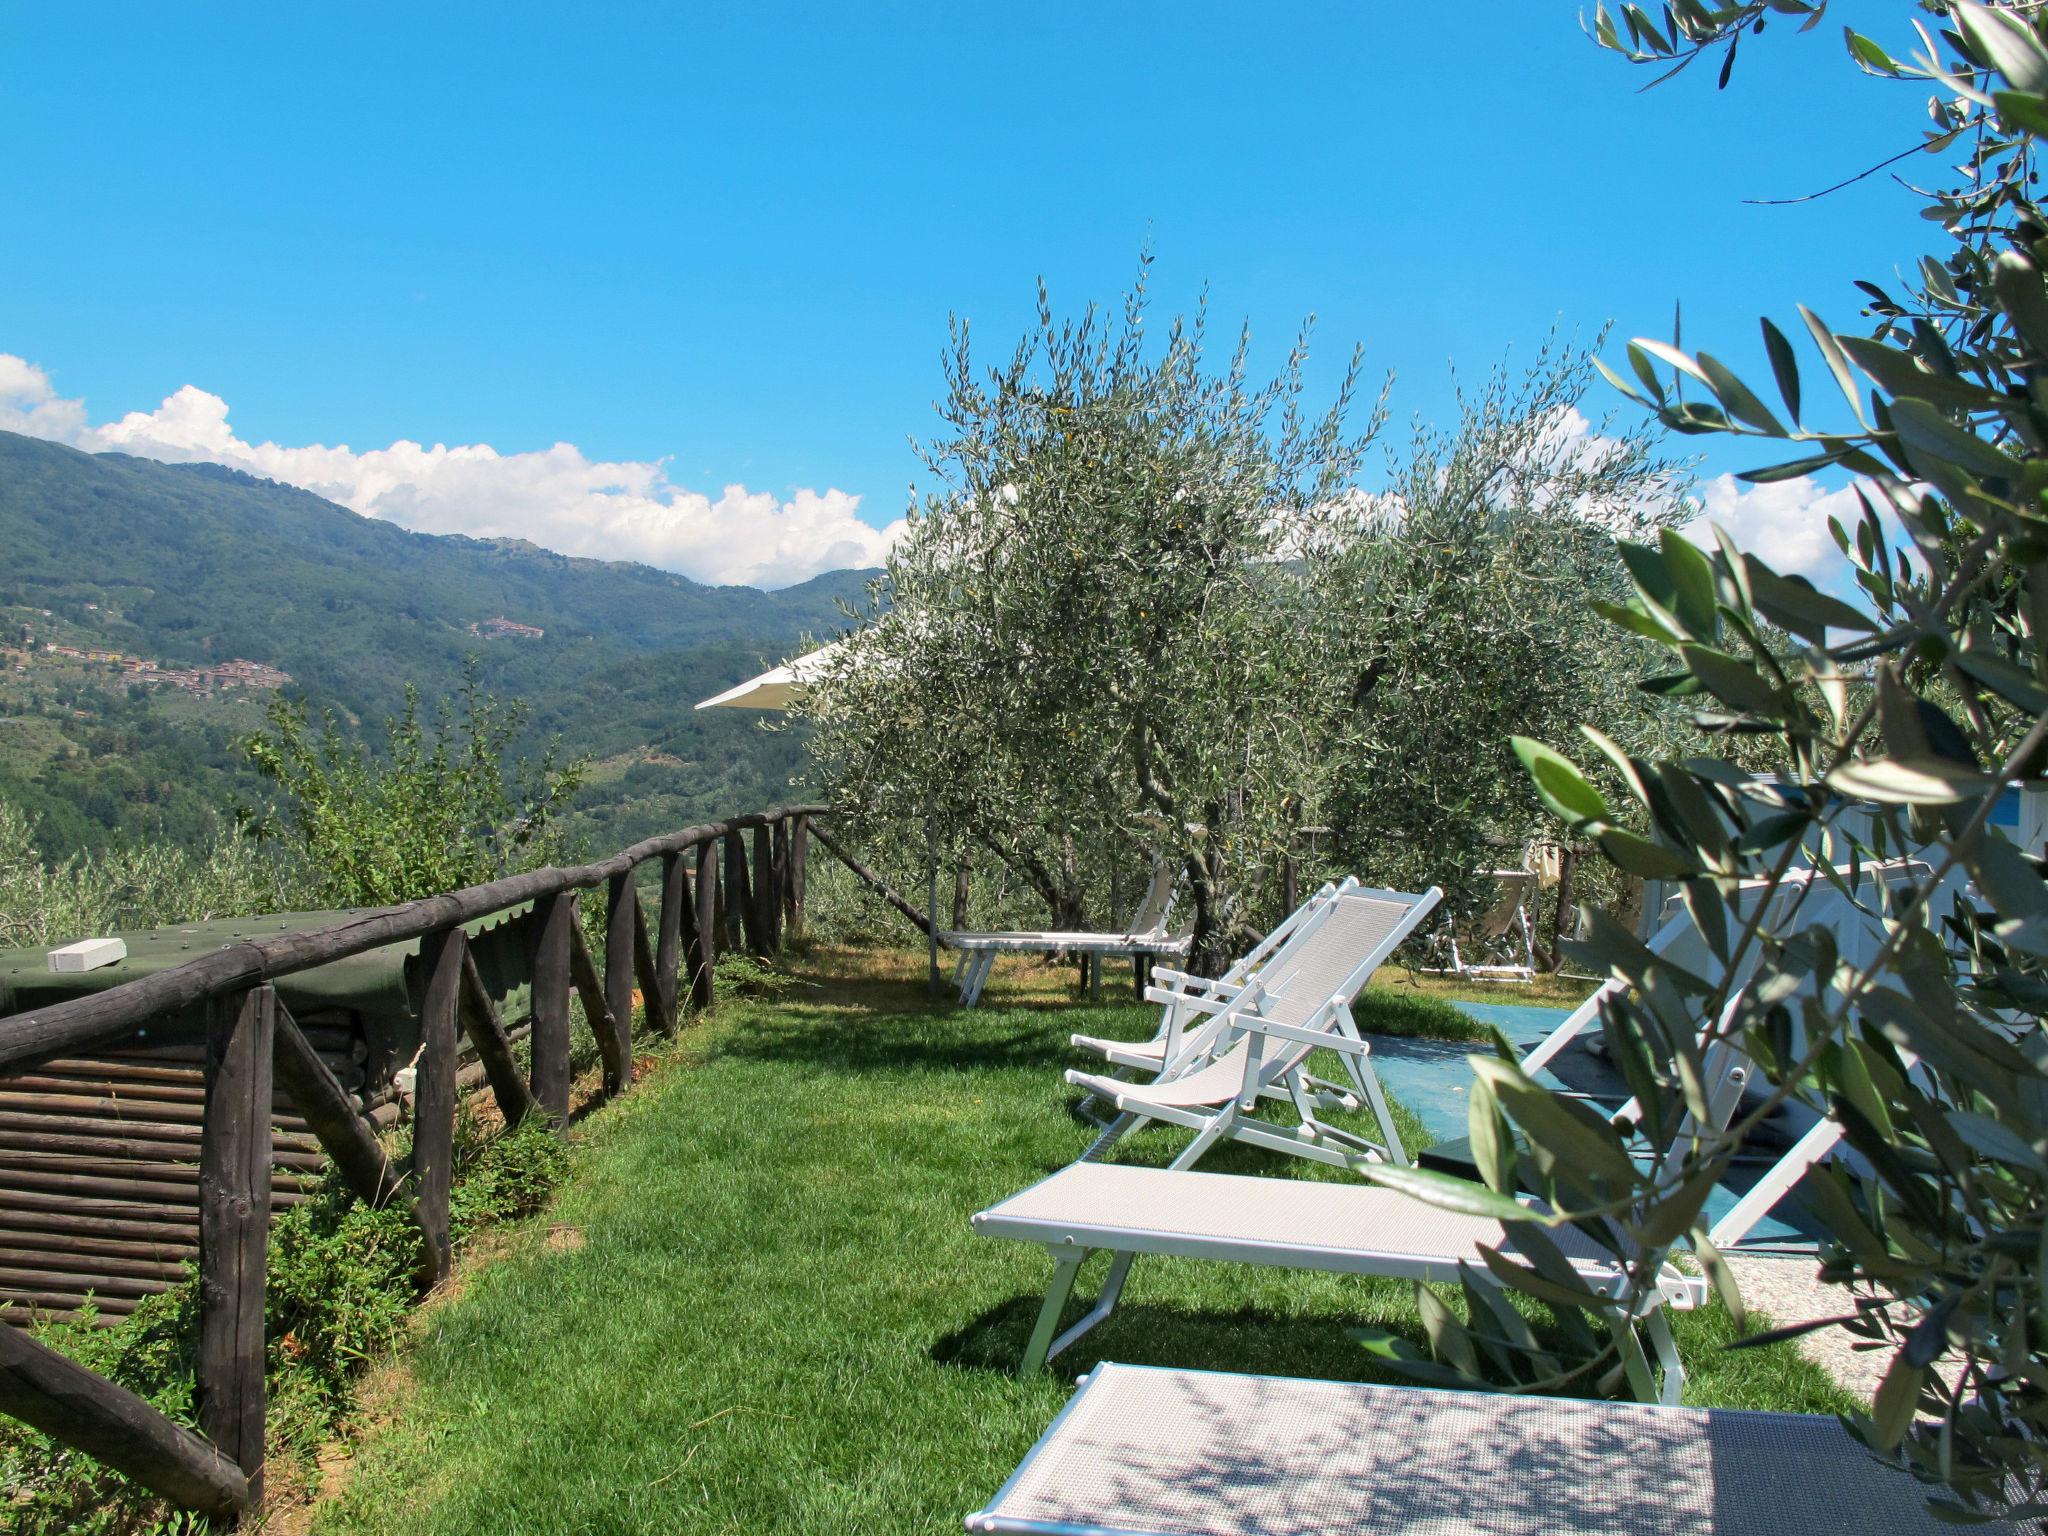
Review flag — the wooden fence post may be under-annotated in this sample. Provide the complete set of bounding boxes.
[754,823,779,954]
[413,929,462,1289]
[529,892,575,1125]
[691,839,718,1011]
[771,819,790,948]
[273,1000,405,1208]
[654,852,687,1034]
[787,815,809,941]
[198,983,274,1503]
[722,833,748,952]
[606,871,639,1074]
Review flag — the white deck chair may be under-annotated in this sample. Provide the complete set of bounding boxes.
[1067,878,1352,1080]
[965,1362,2008,1534]
[1064,884,1444,1172]
[1444,868,1537,980]
[945,859,1190,1008]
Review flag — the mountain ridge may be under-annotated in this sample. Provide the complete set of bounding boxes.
[0,430,874,854]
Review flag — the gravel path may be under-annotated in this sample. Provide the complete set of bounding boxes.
[1724,1253,1887,1402]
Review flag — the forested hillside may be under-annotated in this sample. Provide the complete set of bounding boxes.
[0,431,868,855]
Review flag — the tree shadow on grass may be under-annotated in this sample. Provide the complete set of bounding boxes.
[709,1006,1091,1076]
[932,1293,1430,1388]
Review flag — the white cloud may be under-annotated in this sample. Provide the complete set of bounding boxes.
[0,354,902,589]
[1686,472,1873,586]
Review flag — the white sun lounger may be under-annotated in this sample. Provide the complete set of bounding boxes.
[946,860,1190,1007]
[1063,884,1444,1171]
[965,1362,2008,1535]
[971,1161,1704,1398]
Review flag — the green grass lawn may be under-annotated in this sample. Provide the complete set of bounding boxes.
[314,946,1857,1536]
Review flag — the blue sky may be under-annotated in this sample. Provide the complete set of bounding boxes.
[0,4,1934,586]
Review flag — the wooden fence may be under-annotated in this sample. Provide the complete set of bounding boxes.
[0,803,824,1521]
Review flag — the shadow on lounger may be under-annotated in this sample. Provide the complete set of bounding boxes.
[929,1292,1428,1385]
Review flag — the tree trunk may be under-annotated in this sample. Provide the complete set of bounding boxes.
[1535,845,1580,974]
[1183,845,1231,978]
[951,867,970,930]
[974,830,1085,932]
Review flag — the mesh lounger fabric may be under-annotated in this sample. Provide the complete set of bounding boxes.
[1068,1040,1285,1111]
[952,931,1192,953]
[1251,894,1416,1028]
[967,1362,2003,1535]
[972,1164,1699,1302]
[1068,892,1421,1070]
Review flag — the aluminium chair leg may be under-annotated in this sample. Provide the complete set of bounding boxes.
[1020,1248,1088,1376]
[1351,1058,1410,1167]
[1166,1109,1238,1170]
[1045,1250,1138,1366]
[1645,1309,1685,1406]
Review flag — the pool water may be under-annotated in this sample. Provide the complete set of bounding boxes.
[1362,999,1815,1251]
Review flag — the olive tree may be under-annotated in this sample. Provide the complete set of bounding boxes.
[806,262,1385,971]
[1308,340,1695,956]
[1365,4,2048,1522]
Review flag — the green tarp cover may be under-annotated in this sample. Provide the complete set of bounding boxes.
[0,906,537,1051]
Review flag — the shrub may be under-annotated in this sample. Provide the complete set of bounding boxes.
[0,1114,571,1533]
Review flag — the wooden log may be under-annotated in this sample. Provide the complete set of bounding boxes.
[2,1228,198,1264]
[774,823,790,946]
[0,1152,203,1184]
[0,1316,249,1517]
[1,1214,198,1251]
[1,1066,366,1102]
[0,1088,313,1131]
[722,833,749,952]
[807,820,939,939]
[0,1187,205,1225]
[0,1249,191,1284]
[528,891,575,1125]
[272,1002,405,1211]
[458,947,539,1127]
[631,883,665,1039]
[0,803,830,1074]
[0,1144,322,1177]
[653,853,686,1035]
[569,904,626,1099]
[0,1110,318,1154]
[691,840,717,1013]
[752,823,778,954]
[412,931,461,1290]
[99,1028,363,1065]
[0,1169,306,1207]
[0,1288,141,1319]
[0,1262,180,1296]
[788,814,809,941]
[198,984,273,1499]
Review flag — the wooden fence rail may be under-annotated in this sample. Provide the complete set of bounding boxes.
[0,802,825,1523]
